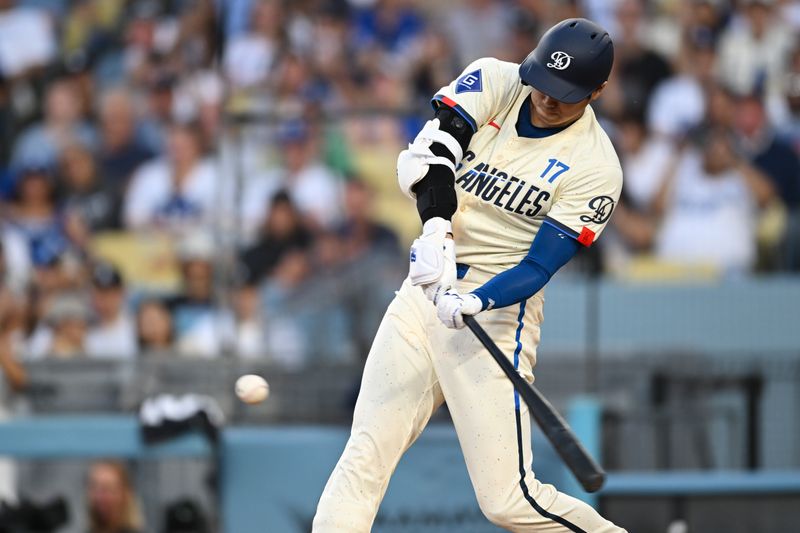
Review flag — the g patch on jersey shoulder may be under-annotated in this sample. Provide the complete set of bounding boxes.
[455,69,483,94]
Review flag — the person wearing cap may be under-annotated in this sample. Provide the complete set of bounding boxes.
[5,163,73,269]
[26,292,92,359]
[85,261,137,360]
[315,19,624,532]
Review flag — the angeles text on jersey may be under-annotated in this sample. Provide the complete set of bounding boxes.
[455,150,551,218]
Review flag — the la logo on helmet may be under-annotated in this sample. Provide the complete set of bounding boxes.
[547,51,573,70]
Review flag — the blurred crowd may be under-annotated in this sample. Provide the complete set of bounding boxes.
[0,0,799,376]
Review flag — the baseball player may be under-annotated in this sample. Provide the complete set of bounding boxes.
[313,19,625,533]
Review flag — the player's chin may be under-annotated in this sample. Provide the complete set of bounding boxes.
[536,106,565,125]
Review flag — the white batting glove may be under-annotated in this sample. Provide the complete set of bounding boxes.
[409,217,454,287]
[436,290,483,329]
[422,238,456,304]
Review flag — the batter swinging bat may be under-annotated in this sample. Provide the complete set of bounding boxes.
[463,315,606,493]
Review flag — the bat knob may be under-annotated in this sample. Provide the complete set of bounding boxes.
[583,472,606,493]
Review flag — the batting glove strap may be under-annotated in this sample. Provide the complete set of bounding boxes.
[436,291,483,329]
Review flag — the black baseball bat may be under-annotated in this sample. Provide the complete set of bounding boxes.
[463,315,606,493]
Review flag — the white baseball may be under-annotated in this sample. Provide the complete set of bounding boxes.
[235,374,270,404]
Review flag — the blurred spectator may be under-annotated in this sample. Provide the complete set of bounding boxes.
[135,298,174,354]
[735,92,800,209]
[5,164,73,268]
[60,0,125,62]
[683,0,729,46]
[407,30,458,103]
[606,112,672,268]
[59,144,121,237]
[615,113,675,210]
[507,2,544,60]
[336,179,399,260]
[735,92,800,270]
[118,1,178,87]
[0,0,57,80]
[717,0,793,96]
[353,0,426,74]
[444,0,513,64]
[264,122,343,229]
[11,78,96,170]
[647,35,716,138]
[27,292,91,359]
[25,251,80,320]
[223,0,287,89]
[222,0,255,41]
[335,178,405,355]
[96,88,155,190]
[701,84,738,132]
[770,45,800,141]
[260,249,311,368]
[301,230,357,363]
[602,0,672,120]
[582,0,622,32]
[85,261,136,360]
[782,0,800,29]
[270,51,325,114]
[86,460,143,533]
[173,0,218,73]
[228,267,263,359]
[309,1,355,90]
[135,72,177,153]
[168,232,223,358]
[653,128,775,274]
[123,122,216,232]
[178,70,224,150]
[241,191,313,284]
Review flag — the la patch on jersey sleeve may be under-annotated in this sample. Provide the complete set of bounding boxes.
[544,165,623,247]
[432,57,519,133]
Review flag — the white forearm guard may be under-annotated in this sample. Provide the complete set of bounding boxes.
[397,118,464,200]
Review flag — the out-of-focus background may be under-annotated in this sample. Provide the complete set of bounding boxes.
[0,0,799,531]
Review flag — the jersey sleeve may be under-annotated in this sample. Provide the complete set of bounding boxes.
[431,57,517,133]
[544,165,623,247]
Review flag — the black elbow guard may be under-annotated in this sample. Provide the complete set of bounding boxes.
[433,104,474,155]
[411,104,475,223]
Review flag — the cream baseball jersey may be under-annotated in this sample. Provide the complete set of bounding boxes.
[433,57,623,275]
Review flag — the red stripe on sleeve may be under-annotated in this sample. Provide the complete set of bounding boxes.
[577,227,596,247]
[440,96,459,108]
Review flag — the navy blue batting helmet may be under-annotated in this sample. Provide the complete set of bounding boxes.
[519,18,614,104]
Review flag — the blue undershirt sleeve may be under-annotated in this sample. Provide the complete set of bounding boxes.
[471,220,581,310]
